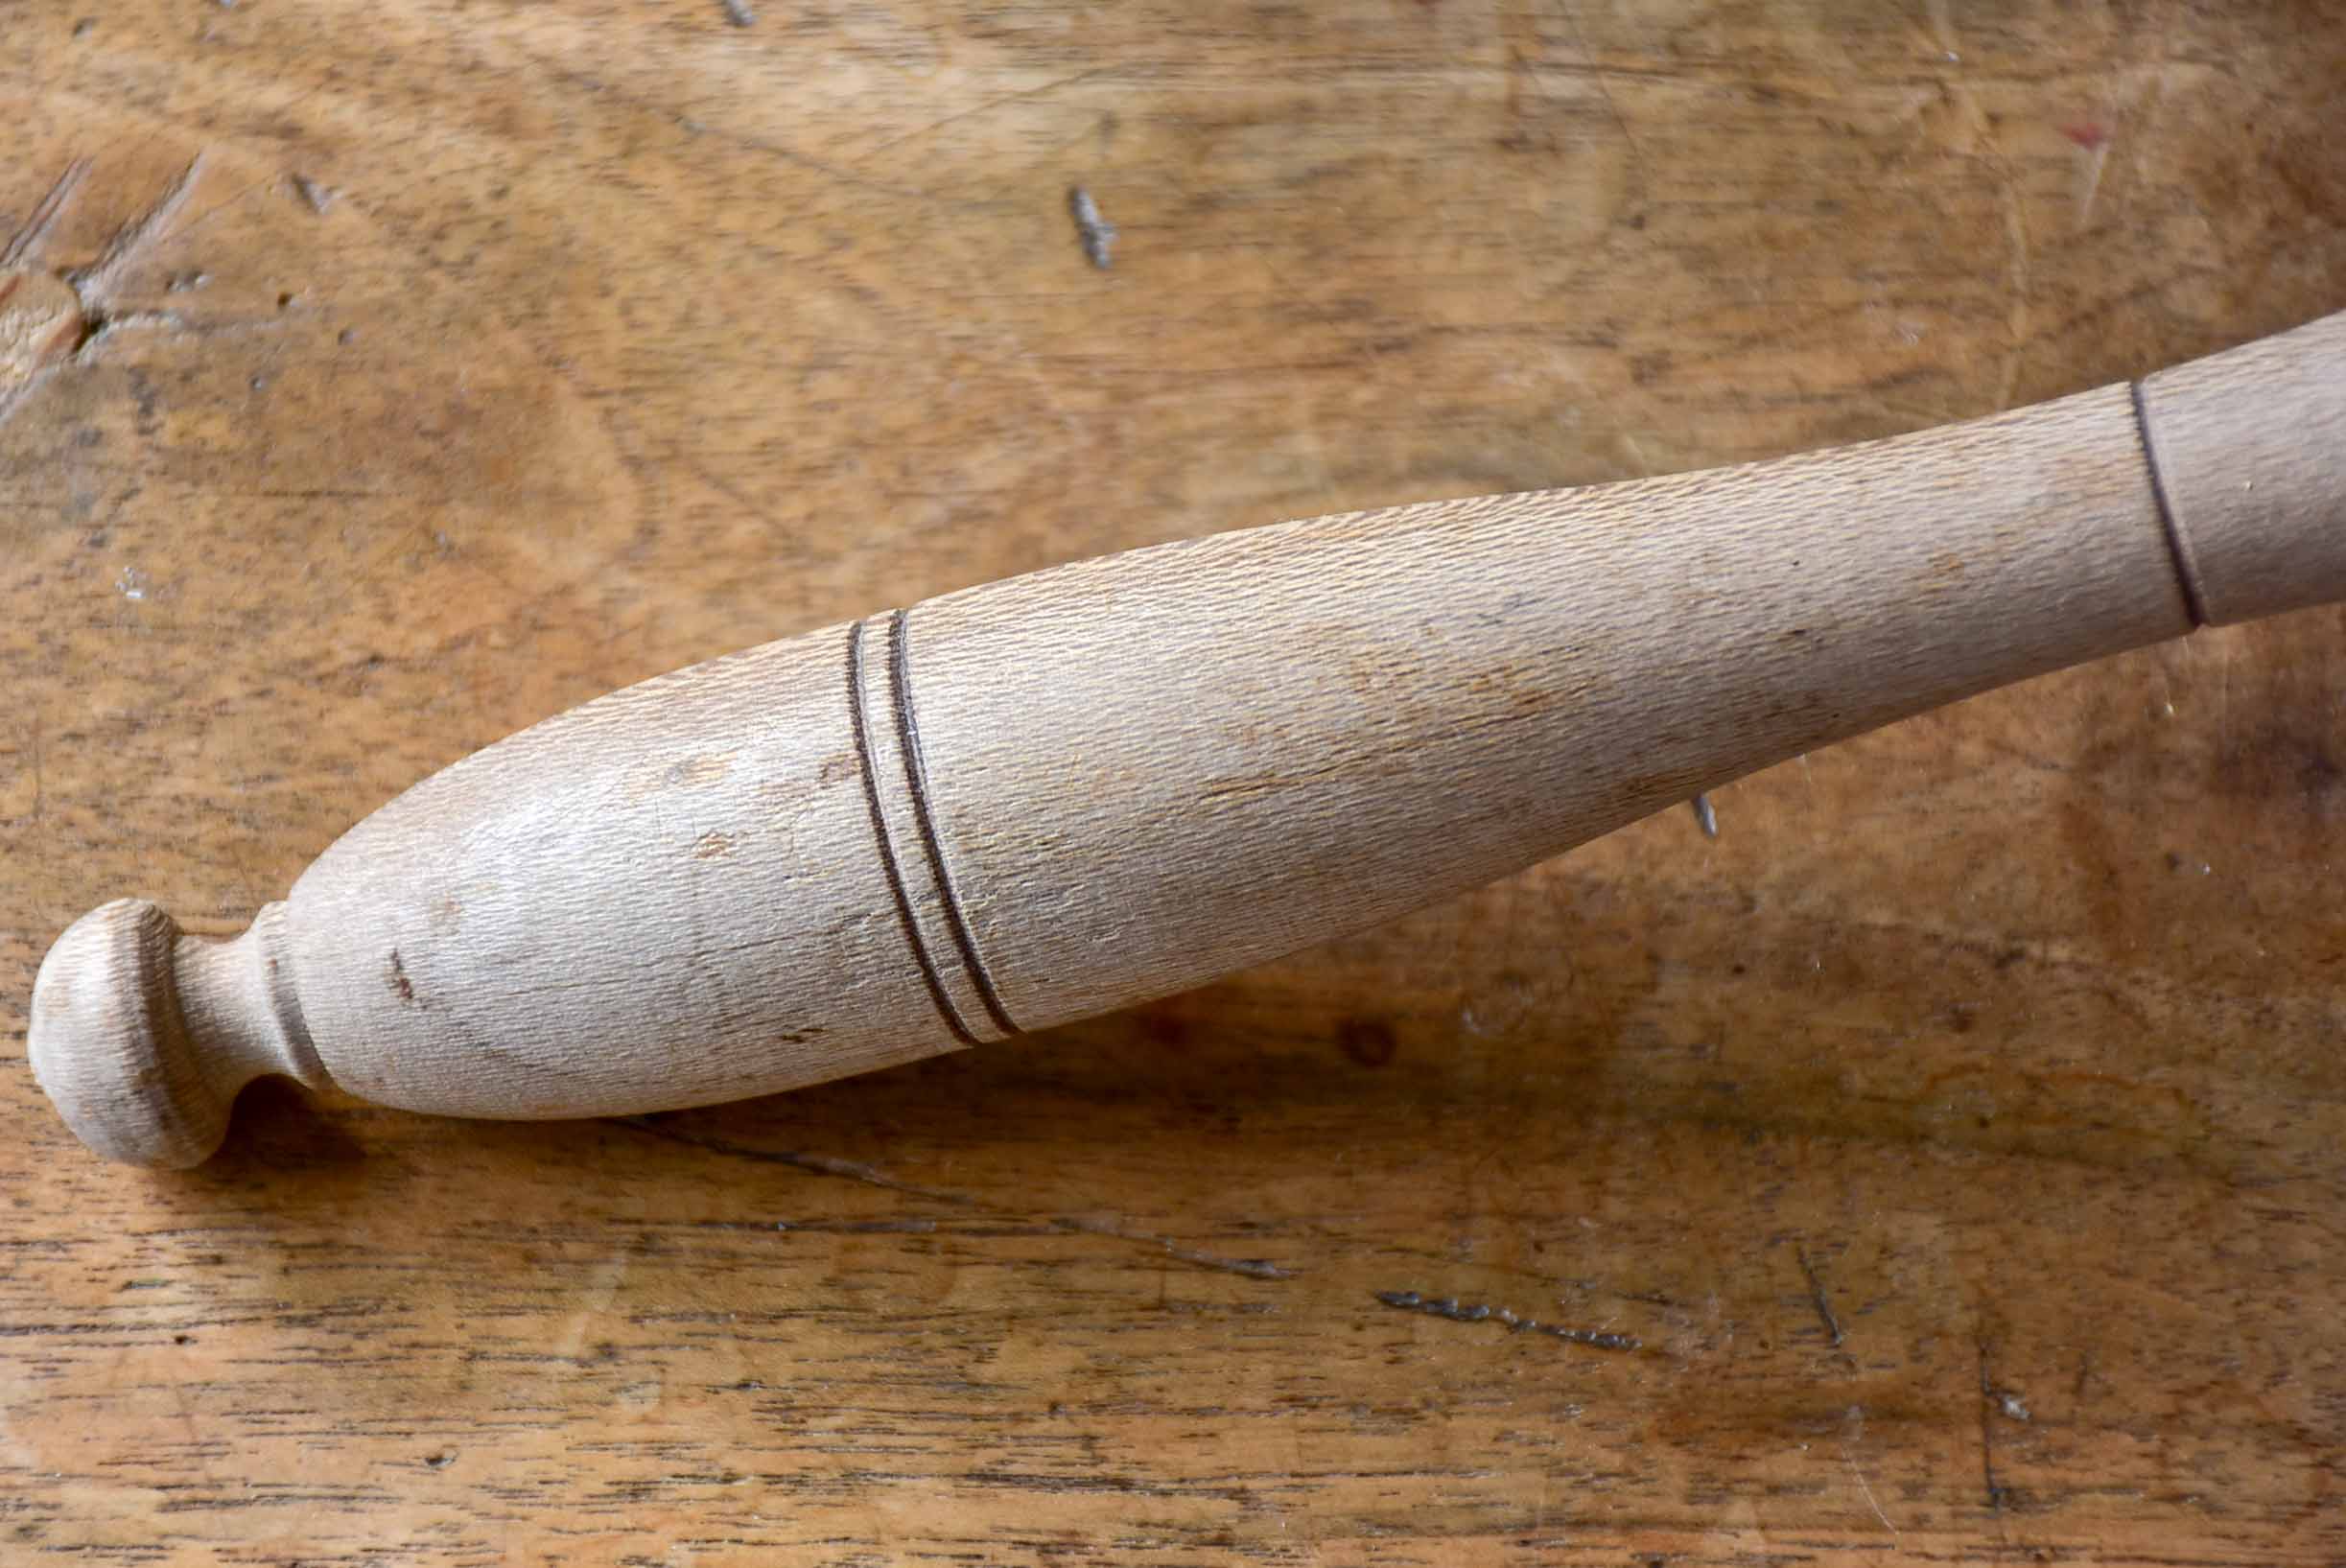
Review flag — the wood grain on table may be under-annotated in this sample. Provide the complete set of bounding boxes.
[3,1,2342,1561]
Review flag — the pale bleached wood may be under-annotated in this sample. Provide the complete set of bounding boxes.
[913,382,2190,1028]
[44,338,2307,1164]
[2138,311,2346,625]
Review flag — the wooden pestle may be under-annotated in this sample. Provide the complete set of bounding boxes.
[28,313,2346,1166]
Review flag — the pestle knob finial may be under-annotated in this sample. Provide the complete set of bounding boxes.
[30,901,326,1168]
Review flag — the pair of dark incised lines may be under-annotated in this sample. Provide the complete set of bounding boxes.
[845,611,1021,1043]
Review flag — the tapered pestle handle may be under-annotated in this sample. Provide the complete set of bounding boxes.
[30,313,2346,1165]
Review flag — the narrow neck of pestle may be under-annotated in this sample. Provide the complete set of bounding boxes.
[173,902,329,1096]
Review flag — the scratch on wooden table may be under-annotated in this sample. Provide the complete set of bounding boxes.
[1067,186,1115,269]
[1993,165,2036,410]
[1,157,92,267]
[1915,2,2035,410]
[2068,122,2114,225]
[1372,1289,1641,1350]
[1796,1245,1845,1347]
[69,152,204,299]
[548,65,1010,214]
[858,68,1113,159]
[1977,1341,2013,1512]
[619,1117,1295,1279]
[1056,1216,1292,1280]
[0,152,274,394]
[1553,2,1650,184]
[1839,1408,1895,1539]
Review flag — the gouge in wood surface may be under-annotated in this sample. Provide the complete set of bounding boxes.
[28,312,2346,1165]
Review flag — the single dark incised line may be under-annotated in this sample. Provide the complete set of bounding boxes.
[1796,1245,1845,1348]
[845,620,976,1045]
[887,609,1022,1038]
[2130,379,2209,628]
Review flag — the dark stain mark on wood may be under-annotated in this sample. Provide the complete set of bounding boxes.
[291,176,336,215]
[1336,1017,1398,1067]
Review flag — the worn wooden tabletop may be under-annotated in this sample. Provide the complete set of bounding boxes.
[4,1,2343,1561]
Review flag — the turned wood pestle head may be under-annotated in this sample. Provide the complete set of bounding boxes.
[30,901,328,1167]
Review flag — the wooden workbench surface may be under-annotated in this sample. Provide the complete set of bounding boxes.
[4,2,2341,1561]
